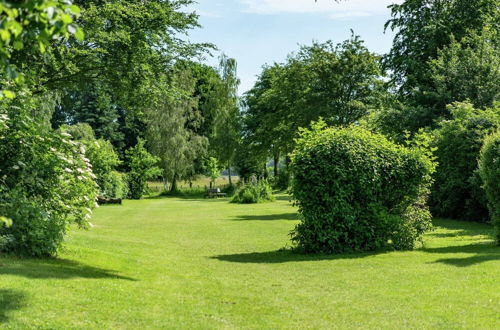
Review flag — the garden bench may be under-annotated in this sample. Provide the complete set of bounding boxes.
[206,188,227,198]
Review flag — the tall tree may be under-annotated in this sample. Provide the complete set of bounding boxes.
[147,68,207,192]
[384,0,499,127]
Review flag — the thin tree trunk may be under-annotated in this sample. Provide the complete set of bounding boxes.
[228,161,232,186]
[170,174,178,192]
[273,153,279,177]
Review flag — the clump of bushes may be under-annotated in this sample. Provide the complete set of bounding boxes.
[430,102,499,222]
[290,121,436,253]
[479,131,500,244]
[231,180,275,204]
[0,112,98,256]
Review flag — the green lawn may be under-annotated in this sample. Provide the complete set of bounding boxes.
[1,195,499,329]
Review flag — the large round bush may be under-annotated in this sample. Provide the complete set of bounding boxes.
[290,122,436,253]
[479,131,500,244]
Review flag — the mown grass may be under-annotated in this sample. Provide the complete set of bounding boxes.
[0,195,499,329]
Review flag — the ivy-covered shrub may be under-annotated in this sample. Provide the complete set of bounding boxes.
[479,131,500,244]
[430,103,499,222]
[290,121,436,253]
[0,112,98,256]
[125,139,161,199]
[231,180,275,204]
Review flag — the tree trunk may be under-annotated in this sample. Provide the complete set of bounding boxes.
[273,153,279,177]
[285,154,291,170]
[170,174,178,192]
[228,162,232,186]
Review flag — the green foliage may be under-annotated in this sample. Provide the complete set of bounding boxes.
[206,157,221,187]
[384,0,498,101]
[63,123,122,197]
[479,131,500,244]
[231,180,275,204]
[147,68,208,192]
[125,139,161,200]
[244,35,384,162]
[102,171,128,199]
[430,102,500,222]
[429,28,500,111]
[0,110,98,256]
[0,0,83,97]
[290,121,436,253]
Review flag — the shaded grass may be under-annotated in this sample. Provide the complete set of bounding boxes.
[0,195,499,329]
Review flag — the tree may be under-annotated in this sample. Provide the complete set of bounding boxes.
[125,139,161,199]
[206,157,220,189]
[429,28,500,111]
[147,68,207,192]
[0,0,83,98]
[210,55,241,185]
[384,0,499,128]
[244,35,384,174]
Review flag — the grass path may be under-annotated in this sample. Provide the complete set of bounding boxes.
[1,195,499,329]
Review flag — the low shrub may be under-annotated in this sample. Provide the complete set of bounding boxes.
[290,121,436,254]
[479,131,500,244]
[231,180,275,204]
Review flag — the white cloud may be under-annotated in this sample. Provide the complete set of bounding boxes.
[240,0,402,18]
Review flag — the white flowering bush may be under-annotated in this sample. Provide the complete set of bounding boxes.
[0,111,99,256]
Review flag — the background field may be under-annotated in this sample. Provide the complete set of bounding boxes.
[1,194,499,329]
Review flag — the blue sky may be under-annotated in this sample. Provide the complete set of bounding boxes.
[185,0,402,94]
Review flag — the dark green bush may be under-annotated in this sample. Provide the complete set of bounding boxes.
[290,121,436,253]
[479,131,500,244]
[430,103,499,222]
[231,180,275,204]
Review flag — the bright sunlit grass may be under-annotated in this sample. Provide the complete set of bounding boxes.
[1,194,499,328]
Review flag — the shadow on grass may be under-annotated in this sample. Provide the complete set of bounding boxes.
[423,243,500,267]
[232,213,299,221]
[0,289,25,323]
[211,249,382,264]
[0,258,136,281]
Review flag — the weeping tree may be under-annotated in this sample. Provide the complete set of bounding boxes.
[209,55,241,186]
[147,68,207,192]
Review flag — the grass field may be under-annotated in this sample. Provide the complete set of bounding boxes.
[1,194,499,329]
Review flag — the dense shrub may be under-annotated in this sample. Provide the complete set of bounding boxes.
[231,180,275,204]
[430,103,499,222]
[102,171,128,199]
[290,121,436,253]
[0,112,98,256]
[125,139,161,199]
[63,123,122,198]
[479,131,500,244]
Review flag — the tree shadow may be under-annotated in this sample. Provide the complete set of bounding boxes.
[211,249,383,264]
[0,289,25,323]
[232,213,299,221]
[0,257,136,281]
[422,243,500,267]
